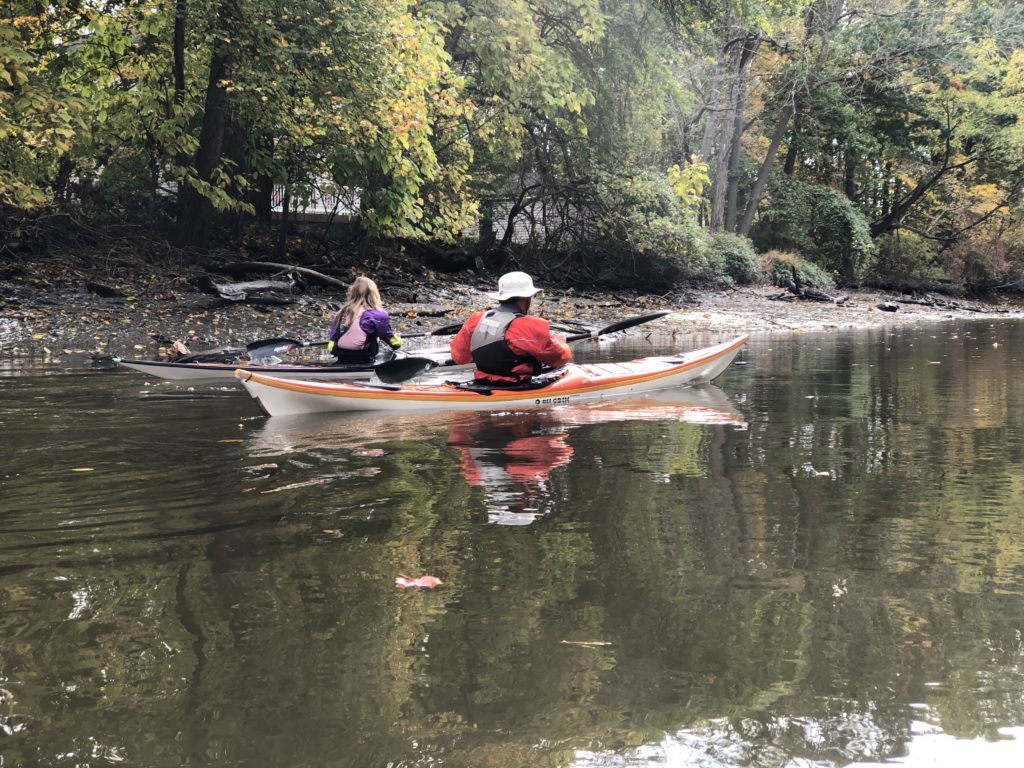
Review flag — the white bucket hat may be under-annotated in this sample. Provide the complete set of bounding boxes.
[490,271,543,301]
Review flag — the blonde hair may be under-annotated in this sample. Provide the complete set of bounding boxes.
[335,276,383,329]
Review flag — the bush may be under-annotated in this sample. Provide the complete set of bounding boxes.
[870,232,942,279]
[708,232,760,284]
[758,250,835,291]
[592,170,722,287]
[615,213,715,286]
[751,176,875,279]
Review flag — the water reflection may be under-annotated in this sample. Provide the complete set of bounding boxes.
[448,413,574,525]
[4,327,1024,767]
[248,386,745,526]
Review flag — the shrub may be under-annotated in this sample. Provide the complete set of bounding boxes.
[708,232,760,285]
[758,250,835,291]
[613,212,715,286]
[751,176,875,279]
[870,232,942,279]
[592,170,722,287]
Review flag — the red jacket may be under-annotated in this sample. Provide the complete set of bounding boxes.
[450,311,572,383]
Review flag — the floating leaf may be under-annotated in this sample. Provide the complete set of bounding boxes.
[71,467,95,473]
[396,575,443,589]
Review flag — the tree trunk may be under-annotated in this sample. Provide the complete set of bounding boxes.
[783,115,799,176]
[173,0,186,107]
[738,101,794,236]
[275,189,291,260]
[725,38,759,232]
[843,148,857,201]
[697,62,725,164]
[173,1,235,249]
[709,45,740,232]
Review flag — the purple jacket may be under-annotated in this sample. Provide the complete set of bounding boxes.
[329,308,397,350]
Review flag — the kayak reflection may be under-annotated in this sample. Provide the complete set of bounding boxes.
[246,384,745,457]
[447,386,746,525]
[245,385,745,525]
[448,413,574,525]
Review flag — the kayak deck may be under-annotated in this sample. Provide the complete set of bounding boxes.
[236,335,749,416]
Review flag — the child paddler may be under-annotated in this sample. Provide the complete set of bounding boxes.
[328,276,403,363]
[450,271,571,384]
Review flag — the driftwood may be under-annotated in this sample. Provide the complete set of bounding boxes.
[219,261,348,290]
[770,268,847,304]
[85,281,126,298]
[769,265,844,302]
[893,293,1008,313]
[196,275,295,304]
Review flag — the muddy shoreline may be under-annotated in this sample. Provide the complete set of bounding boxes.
[3,255,1023,366]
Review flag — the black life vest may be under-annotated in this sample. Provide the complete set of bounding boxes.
[469,303,539,378]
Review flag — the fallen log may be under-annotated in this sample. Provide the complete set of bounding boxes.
[196,275,294,302]
[219,261,348,290]
[784,266,842,302]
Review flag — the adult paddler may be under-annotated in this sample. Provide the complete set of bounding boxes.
[450,271,572,384]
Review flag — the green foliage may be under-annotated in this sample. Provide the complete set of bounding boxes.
[3,0,1024,287]
[871,232,942,280]
[758,249,835,291]
[593,171,718,286]
[668,161,711,217]
[0,8,87,208]
[708,232,761,285]
[751,177,875,279]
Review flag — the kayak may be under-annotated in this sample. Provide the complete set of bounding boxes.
[114,357,379,381]
[114,346,456,382]
[235,335,748,416]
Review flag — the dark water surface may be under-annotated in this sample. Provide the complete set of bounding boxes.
[2,323,1024,767]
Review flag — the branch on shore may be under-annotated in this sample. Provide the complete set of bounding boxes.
[769,266,849,304]
[195,275,296,304]
[217,261,348,290]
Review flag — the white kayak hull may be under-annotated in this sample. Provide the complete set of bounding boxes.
[236,335,748,416]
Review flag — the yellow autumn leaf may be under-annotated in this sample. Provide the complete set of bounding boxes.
[71,467,95,473]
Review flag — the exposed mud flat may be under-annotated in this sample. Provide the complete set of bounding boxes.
[2,254,1021,367]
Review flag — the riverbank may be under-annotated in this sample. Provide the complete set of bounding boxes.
[2,252,1022,365]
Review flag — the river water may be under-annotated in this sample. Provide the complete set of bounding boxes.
[2,322,1024,767]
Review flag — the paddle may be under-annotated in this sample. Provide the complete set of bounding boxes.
[562,310,672,343]
[244,322,466,362]
[373,309,674,384]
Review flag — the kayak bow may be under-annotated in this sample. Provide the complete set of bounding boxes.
[235,335,748,416]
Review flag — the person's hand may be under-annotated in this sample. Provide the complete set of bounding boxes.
[389,335,403,349]
[553,333,567,345]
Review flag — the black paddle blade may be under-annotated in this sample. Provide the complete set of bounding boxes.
[374,356,438,384]
[246,339,301,361]
[246,336,302,352]
[431,321,465,336]
[596,310,673,335]
[565,310,673,342]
